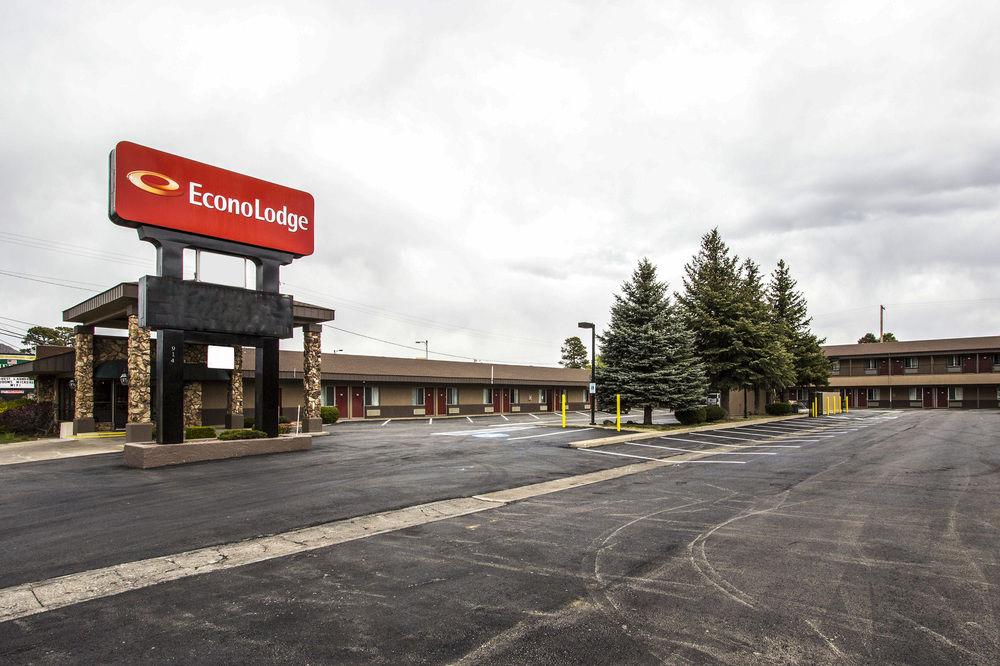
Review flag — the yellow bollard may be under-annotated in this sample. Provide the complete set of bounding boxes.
[846,395,849,414]
[616,394,621,432]
[561,393,567,428]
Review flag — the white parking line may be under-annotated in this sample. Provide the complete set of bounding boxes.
[508,428,594,441]
[628,442,777,455]
[699,431,773,440]
[429,418,433,425]
[380,419,391,427]
[500,414,509,421]
[660,436,801,448]
[580,449,746,464]
[529,413,541,420]
[466,417,473,423]
[433,426,536,436]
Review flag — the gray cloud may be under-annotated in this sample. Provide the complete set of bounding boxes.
[2,0,998,362]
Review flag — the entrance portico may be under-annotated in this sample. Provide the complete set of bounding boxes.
[61,281,333,441]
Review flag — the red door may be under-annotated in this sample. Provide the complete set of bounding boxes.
[961,355,976,373]
[502,389,510,412]
[547,388,556,412]
[492,389,502,413]
[936,387,948,407]
[436,388,446,415]
[423,388,434,415]
[335,386,349,417]
[351,387,363,418]
[857,390,867,408]
[923,387,933,408]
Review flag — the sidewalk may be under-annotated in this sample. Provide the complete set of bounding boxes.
[0,437,125,466]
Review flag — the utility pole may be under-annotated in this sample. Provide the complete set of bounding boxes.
[415,340,428,359]
[879,304,885,343]
[578,322,596,426]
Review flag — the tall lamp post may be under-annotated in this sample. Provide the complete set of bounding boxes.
[415,340,429,360]
[578,322,596,426]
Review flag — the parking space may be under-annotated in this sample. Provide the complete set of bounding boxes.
[581,410,909,466]
[325,407,677,433]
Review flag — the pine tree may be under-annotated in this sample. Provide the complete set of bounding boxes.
[676,228,744,410]
[736,259,795,406]
[598,258,707,424]
[559,336,590,368]
[768,259,829,390]
[858,332,896,343]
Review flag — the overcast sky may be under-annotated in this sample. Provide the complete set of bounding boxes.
[2,1,998,365]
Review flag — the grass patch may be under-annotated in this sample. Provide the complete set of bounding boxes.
[0,432,33,445]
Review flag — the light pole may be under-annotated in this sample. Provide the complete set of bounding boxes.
[578,322,596,426]
[331,349,344,354]
[415,340,428,359]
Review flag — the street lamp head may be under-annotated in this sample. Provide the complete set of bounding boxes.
[577,321,594,329]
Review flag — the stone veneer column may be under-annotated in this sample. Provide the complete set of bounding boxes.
[182,344,207,428]
[226,345,244,428]
[72,325,95,434]
[34,376,57,433]
[302,325,323,432]
[125,312,154,442]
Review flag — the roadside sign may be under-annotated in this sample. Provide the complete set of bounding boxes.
[0,377,34,390]
[110,141,315,256]
[588,382,596,393]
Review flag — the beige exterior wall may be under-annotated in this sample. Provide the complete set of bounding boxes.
[459,386,490,406]
[378,385,413,407]
[202,382,228,409]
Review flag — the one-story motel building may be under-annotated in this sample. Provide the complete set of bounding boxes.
[0,283,591,432]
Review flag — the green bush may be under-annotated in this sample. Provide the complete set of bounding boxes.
[244,416,255,428]
[278,423,293,434]
[674,407,707,425]
[279,415,290,424]
[185,426,216,440]
[764,402,794,416]
[0,397,35,414]
[218,428,267,441]
[0,401,53,436]
[320,406,340,424]
[704,404,727,422]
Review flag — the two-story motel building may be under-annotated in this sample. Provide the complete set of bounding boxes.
[823,336,1000,409]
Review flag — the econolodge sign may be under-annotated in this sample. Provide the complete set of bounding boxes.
[109,141,314,256]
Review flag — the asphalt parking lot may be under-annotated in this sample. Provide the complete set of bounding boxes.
[3,409,999,664]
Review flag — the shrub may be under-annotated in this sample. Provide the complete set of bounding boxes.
[279,415,290,424]
[764,402,794,416]
[278,423,293,434]
[674,407,707,425]
[185,426,216,440]
[244,416,255,428]
[218,428,267,441]
[320,405,340,424]
[0,397,34,414]
[704,404,727,422]
[0,401,54,436]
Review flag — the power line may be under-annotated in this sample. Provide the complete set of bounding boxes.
[0,269,103,292]
[0,232,151,269]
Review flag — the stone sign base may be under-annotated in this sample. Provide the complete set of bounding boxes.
[124,435,311,469]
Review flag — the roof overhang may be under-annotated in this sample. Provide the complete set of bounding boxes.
[63,282,334,330]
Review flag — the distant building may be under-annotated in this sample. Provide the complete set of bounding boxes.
[0,282,589,430]
[822,336,1000,409]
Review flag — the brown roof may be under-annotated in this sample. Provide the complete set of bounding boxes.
[823,335,1000,358]
[244,350,590,386]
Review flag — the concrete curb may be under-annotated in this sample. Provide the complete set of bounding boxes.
[568,414,809,449]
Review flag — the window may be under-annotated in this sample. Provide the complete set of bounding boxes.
[866,388,880,401]
[510,389,520,404]
[908,387,919,401]
[948,387,963,401]
[904,357,918,369]
[993,354,1000,366]
[482,388,492,405]
[865,359,877,371]
[446,387,459,405]
[948,355,960,367]
[829,359,840,373]
[539,388,548,404]
[364,386,379,406]
[412,387,425,406]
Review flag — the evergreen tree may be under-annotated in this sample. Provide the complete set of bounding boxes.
[734,259,795,405]
[676,228,744,410]
[768,259,829,389]
[559,336,590,368]
[598,258,707,424]
[20,326,74,353]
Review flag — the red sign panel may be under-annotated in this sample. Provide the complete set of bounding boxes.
[110,141,314,256]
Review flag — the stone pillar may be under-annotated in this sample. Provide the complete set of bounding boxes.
[183,382,203,427]
[183,344,207,428]
[226,345,244,428]
[302,324,323,433]
[125,313,154,442]
[34,376,57,433]
[72,325,95,434]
